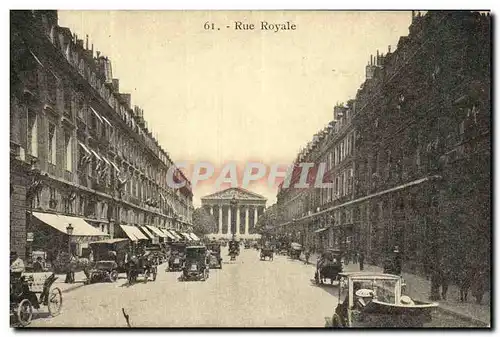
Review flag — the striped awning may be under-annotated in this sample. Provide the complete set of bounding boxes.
[181,233,193,241]
[161,229,176,240]
[120,225,148,241]
[169,230,184,241]
[189,233,201,241]
[147,225,167,238]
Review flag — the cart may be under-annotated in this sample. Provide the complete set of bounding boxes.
[10,272,62,326]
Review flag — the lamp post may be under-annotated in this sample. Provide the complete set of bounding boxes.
[230,196,238,241]
[66,223,74,255]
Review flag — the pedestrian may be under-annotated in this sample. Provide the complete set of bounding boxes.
[33,256,44,272]
[393,247,402,276]
[472,265,488,305]
[440,261,451,300]
[304,248,310,265]
[353,251,358,265]
[359,251,365,271]
[429,262,442,301]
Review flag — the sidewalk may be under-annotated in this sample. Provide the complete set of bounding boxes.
[301,252,490,326]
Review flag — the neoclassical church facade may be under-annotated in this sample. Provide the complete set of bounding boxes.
[201,187,267,240]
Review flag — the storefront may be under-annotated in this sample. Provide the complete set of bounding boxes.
[30,211,108,261]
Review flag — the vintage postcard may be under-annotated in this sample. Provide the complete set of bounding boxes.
[9,10,491,328]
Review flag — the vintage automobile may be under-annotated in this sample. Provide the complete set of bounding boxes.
[145,244,167,265]
[126,252,158,284]
[326,272,438,328]
[207,243,223,269]
[89,260,119,283]
[260,247,274,261]
[10,272,62,326]
[167,242,187,272]
[89,238,130,273]
[228,241,240,261]
[314,249,344,285]
[289,242,302,259]
[180,246,210,281]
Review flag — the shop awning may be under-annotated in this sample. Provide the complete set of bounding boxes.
[32,212,108,237]
[314,227,328,234]
[90,149,101,161]
[90,106,104,124]
[189,233,201,241]
[110,160,120,174]
[120,225,148,241]
[147,225,167,238]
[181,232,193,241]
[161,229,177,240]
[138,226,155,239]
[101,116,112,128]
[169,230,183,241]
[78,141,92,156]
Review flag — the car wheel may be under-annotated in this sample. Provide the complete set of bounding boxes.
[109,270,118,282]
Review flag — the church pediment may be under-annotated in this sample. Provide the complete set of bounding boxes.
[202,187,267,201]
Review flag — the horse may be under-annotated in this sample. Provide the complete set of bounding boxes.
[52,252,93,283]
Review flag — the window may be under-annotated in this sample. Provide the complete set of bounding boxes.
[77,95,85,119]
[48,123,56,164]
[459,120,465,135]
[65,131,72,172]
[26,68,39,92]
[46,72,58,104]
[64,88,72,114]
[27,112,38,157]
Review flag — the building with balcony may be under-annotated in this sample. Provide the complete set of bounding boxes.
[275,11,490,279]
[275,100,356,252]
[352,11,491,275]
[10,10,194,260]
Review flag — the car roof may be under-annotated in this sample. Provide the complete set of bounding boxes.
[186,246,206,249]
[339,272,402,280]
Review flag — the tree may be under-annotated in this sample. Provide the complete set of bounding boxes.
[192,207,217,236]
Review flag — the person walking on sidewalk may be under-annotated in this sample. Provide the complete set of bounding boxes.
[359,251,365,271]
[304,248,311,265]
[440,260,451,300]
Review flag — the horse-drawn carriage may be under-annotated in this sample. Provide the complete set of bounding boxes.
[326,272,438,328]
[260,246,274,261]
[167,242,186,272]
[314,249,343,285]
[10,272,62,326]
[180,246,210,281]
[207,243,223,269]
[228,241,240,261]
[126,251,158,284]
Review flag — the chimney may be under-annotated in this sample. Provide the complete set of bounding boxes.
[120,94,131,108]
[86,34,89,50]
[388,45,391,53]
[112,79,119,92]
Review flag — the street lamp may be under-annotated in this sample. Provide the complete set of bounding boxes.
[66,223,74,255]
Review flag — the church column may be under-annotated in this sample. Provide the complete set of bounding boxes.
[210,206,213,215]
[218,205,223,234]
[254,206,258,230]
[236,206,241,235]
[227,205,232,235]
[245,207,249,235]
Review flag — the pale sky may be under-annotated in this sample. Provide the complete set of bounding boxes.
[58,11,411,207]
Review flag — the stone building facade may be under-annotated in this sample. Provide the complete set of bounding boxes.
[10,10,194,260]
[274,11,491,277]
